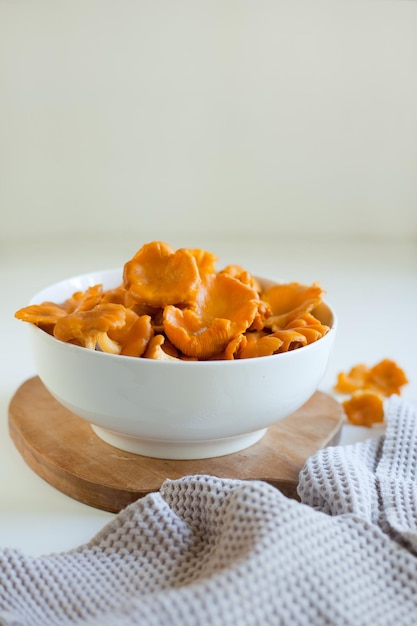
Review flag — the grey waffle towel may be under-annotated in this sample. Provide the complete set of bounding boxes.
[1,396,417,626]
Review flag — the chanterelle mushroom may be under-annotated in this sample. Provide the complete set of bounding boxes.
[53,304,126,353]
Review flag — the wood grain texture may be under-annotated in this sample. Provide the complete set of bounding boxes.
[8,377,344,513]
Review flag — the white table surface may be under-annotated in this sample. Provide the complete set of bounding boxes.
[1,235,416,556]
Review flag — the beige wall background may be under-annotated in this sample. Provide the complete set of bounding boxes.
[1,0,416,245]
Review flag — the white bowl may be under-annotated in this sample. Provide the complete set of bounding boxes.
[25,269,337,460]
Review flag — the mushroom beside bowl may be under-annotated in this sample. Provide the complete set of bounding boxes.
[25,269,337,460]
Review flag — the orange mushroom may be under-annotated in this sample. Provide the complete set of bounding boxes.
[263,281,324,331]
[222,334,248,360]
[143,334,182,361]
[335,359,408,397]
[238,332,283,359]
[100,284,139,309]
[14,285,107,331]
[248,299,272,332]
[283,314,329,345]
[196,272,259,321]
[220,265,261,292]
[163,309,236,360]
[163,272,260,359]
[14,302,69,328]
[53,303,126,353]
[63,284,104,313]
[108,309,153,357]
[366,359,409,396]
[269,329,308,352]
[188,248,218,277]
[342,391,385,427]
[334,364,370,394]
[123,241,200,307]
[285,312,329,332]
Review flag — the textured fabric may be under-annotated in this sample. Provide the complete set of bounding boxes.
[1,397,417,626]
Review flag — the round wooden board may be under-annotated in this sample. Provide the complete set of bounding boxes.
[8,377,344,513]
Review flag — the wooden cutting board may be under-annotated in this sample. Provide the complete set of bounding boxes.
[8,376,345,513]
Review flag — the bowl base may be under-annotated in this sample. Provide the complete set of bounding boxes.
[9,377,345,512]
[90,424,268,460]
